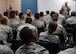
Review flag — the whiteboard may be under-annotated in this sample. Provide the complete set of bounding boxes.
[37,0,75,14]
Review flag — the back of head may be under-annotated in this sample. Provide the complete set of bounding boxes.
[26,12,31,16]
[20,27,36,44]
[40,12,44,17]
[50,11,56,17]
[19,13,24,19]
[0,17,8,25]
[71,11,75,16]
[48,22,57,34]
[52,13,59,22]
[26,9,31,13]
[34,13,39,19]
[15,10,18,15]
[9,11,16,18]
[59,10,64,14]
[3,12,8,17]
[46,11,49,15]
[25,17,32,24]
[26,9,32,16]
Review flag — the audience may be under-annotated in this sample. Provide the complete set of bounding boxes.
[65,11,76,25]
[39,22,59,44]
[8,11,19,31]
[17,18,38,41]
[44,11,52,25]
[25,9,35,21]
[3,12,9,17]
[15,10,20,22]
[19,13,25,25]
[8,11,19,39]
[58,10,66,25]
[51,13,67,39]
[39,12,46,24]
[15,27,49,54]
[46,13,67,39]
[15,10,19,16]
[32,13,45,35]
[0,6,75,54]
[58,25,76,54]
[39,22,59,54]
[46,11,55,25]
[0,17,13,47]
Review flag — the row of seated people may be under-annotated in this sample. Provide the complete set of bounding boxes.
[0,19,76,54]
[0,9,76,54]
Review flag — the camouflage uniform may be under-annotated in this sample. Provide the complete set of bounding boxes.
[58,46,76,54]
[65,16,76,25]
[8,19,20,30]
[39,31,59,44]
[0,44,14,54]
[15,42,49,54]
[0,24,13,47]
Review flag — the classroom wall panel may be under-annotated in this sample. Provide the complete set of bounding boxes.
[8,0,21,13]
[21,0,37,14]
[0,0,7,14]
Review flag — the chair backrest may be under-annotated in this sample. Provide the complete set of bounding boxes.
[37,41,60,54]
[0,41,4,45]
[65,24,75,34]
[37,27,45,36]
[54,34,65,45]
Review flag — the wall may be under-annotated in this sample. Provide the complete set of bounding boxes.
[0,0,21,14]
[37,0,76,14]
[0,0,76,14]
[8,0,21,13]
[0,0,8,14]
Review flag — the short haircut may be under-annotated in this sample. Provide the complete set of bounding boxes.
[48,22,57,32]
[59,10,64,14]
[52,13,59,21]
[46,11,49,14]
[15,10,18,15]
[26,12,31,16]
[9,11,16,18]
[19,13,23,18]
[40,12,44,16]
[50,11,56,17]
[54,13,59,17]
[71,11,75,16]
[25,18,32,24]
[34,13,39,19]
[20,27,35,43]
[3,12,8,17]
[0,17,7,25]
